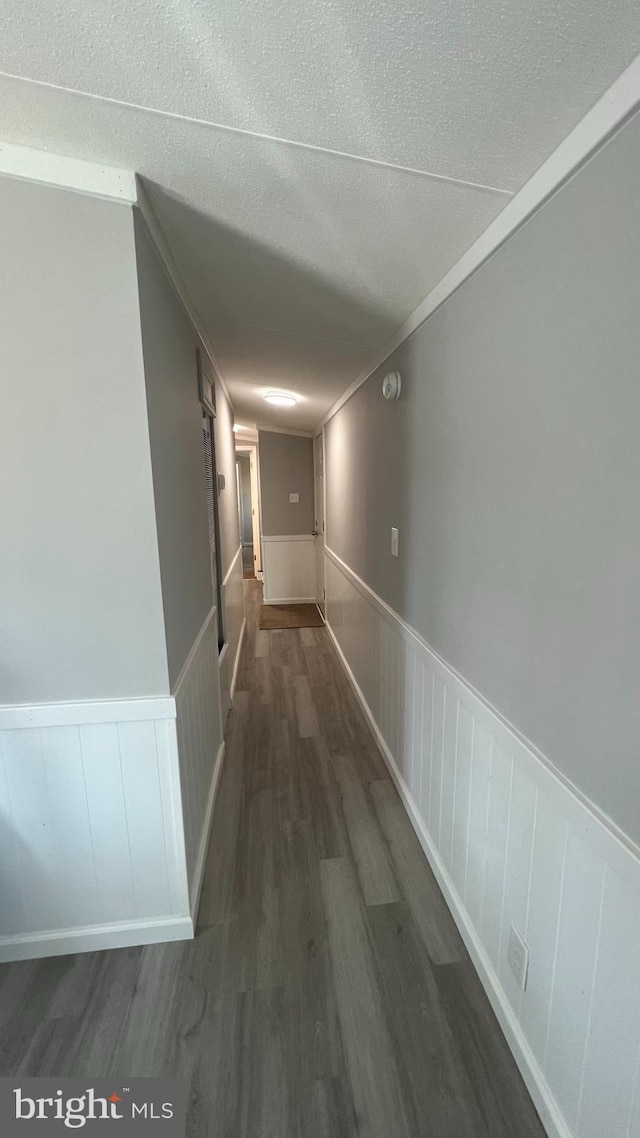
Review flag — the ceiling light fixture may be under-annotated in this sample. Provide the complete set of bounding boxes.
[233,424,249,432]
[264,391,297,407]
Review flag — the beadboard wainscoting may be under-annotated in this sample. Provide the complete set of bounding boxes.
[172,606,225,920]
[0,704,192,962]
[219,544,247,714]
[324,546,640,1138]
[262,534,317,604]
[0,607,227,960]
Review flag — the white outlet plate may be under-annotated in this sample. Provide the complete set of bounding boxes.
[507,925,529,990]
[391,527,399,557]
[289,492,299,503]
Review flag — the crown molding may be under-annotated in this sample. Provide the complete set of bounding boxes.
[0,138,136,202]
[319,52,640,429]
[134,177,234,411]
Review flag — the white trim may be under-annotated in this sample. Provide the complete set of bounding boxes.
[0,139,137,203]
[262,596,318,606]
[223,543,243,586]
[256,424,315,438]
[319,54,640,429]
[314,428,327,616]
[161,721,193,917]
[230,618,247,701]
[324,545,640,868]
[324,619,569,1138]
[0,695,176,731]
[135,180,234,410]
[0,915,194,964]
[189,741,225,923]
[171,604,217,697]
[262,533,315,543]
[236,443,262,574]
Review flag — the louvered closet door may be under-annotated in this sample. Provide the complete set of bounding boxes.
[203,416,216,557]
[202,414,224,649]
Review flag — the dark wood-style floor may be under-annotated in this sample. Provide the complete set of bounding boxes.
[0,581,546,1137]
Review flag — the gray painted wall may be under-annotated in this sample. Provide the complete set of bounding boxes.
[258,431,314,535]
[0,177,168,704]
[325,109,640,845]
[134,213,214,689]
[214,380,241,579]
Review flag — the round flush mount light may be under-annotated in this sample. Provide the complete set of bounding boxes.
[382,371,402,402]
[264,391,298,407]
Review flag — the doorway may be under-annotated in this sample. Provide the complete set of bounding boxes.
[314,431,326,618]
[236,454,254,577]
[235,444,262,580]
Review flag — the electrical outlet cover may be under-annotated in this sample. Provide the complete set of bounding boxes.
[507,925,529,990]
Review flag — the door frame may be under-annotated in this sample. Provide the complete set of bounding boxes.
[313,429,326,618]
[235,443,262,576]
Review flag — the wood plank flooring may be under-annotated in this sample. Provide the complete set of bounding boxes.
[0,580,546,1138]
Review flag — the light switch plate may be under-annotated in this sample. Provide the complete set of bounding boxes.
[289,492,299,503]
[391,527,399,557]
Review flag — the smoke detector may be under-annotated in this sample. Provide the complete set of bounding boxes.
[382,371,401,402]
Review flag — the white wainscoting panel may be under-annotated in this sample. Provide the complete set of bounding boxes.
[0,605,229,960]
[0,715,191,961]
[173,608,225,920]
[219,544,246,714]
[324,546,640,1138]
[262,535,317,604]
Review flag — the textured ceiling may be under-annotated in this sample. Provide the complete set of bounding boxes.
[1,1,640,428]
[3,0,640,185]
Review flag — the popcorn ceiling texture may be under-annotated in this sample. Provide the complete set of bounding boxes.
[2,0,639,183]
[1,0,639,427]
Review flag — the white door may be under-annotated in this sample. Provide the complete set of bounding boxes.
[314,432,325,617]
[249,449,262,576]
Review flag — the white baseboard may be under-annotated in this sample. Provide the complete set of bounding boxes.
[230,617,247,701]
[189,742,225,924]
[0,915,194,964]
[326,619,571,1138]
[262,596,318,605]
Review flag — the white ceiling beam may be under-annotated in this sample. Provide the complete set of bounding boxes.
[0,139,136,202]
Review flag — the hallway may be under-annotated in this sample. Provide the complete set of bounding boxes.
[0,581,545,1137]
